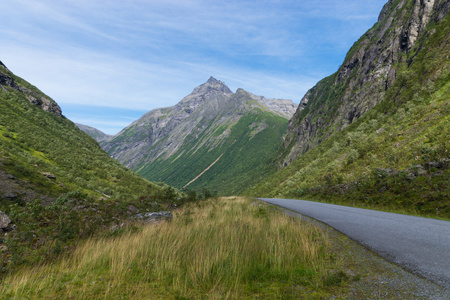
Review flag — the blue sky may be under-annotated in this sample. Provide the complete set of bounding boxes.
[1,0,387,135]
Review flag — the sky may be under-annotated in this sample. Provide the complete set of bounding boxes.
[0,0,387,135]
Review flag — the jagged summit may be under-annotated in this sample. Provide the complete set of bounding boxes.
[191,76,233,96]
[206,76,221,84]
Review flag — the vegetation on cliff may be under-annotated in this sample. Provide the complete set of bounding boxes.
[247,6,450,218]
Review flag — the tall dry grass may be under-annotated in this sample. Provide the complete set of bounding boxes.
[1,197,339,299]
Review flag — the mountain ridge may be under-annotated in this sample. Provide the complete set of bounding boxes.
[279,0,450,167]
[100,77,296,194]
[75,123,112,142]
[246,0,449,218]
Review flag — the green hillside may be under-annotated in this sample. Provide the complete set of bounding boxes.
[246,3,450,218]
[139,108,288,195]
[0,62,180,272]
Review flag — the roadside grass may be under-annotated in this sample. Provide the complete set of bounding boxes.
[0,197,353,299]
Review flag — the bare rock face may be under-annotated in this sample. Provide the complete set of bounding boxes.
[0,69,21,92]
[401,0,436,51]
[0,61,62,117]
[279,0,449,167]
[25,94,62,117]
[247,92,297,119]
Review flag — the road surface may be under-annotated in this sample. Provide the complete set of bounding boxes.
[259,198,450,289]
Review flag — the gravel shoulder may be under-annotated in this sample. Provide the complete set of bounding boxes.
[278,206,450,299]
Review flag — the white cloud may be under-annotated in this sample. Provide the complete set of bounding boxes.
[0,0,387,134]
[1,43,311,108]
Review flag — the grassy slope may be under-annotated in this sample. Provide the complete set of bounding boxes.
[139,109,288,196]
[0,68,167,203]
[0,198,346,299]
[2,197,446,299]
[246,13,450,218]
[0,66,181,272]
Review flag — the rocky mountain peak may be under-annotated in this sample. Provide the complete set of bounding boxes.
[191,76,233,96]
[206,76,220,84]
[102,76,296,179]
[235,88,247,95]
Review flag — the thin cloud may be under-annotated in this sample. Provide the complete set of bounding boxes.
[0,0,387,133]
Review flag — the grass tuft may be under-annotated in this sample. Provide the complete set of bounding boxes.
[0,197,345,299]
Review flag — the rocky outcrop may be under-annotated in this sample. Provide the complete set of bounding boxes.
[131,211,173,224]
[279,0,449,167]
[42,172,56,179]
[3,192,18,201]
[0,211,11,230]
[0,61,62,117]
[375,158,449,180]
[0,67,20,91]
[25,94,62,117]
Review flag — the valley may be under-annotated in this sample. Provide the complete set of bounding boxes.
[0,0,449,298]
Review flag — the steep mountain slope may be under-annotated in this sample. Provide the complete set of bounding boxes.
[75,123,112,142]
[0,61,168,203]
[247,0,450,218]
[0,61,179,270]
[280,0,450,166]
[101,77,295,195]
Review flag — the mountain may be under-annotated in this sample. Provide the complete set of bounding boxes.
[0,60,180,270]
[279,0,450,167]
[0,60,169,203]
[247,0,450,218]
[75,123,112,142]
[101,77,296,195]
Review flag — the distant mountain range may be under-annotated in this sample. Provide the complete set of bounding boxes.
[94,77,296,195]
[75,123,112,142]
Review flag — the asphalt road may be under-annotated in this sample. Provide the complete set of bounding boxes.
[259,198,450,289]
